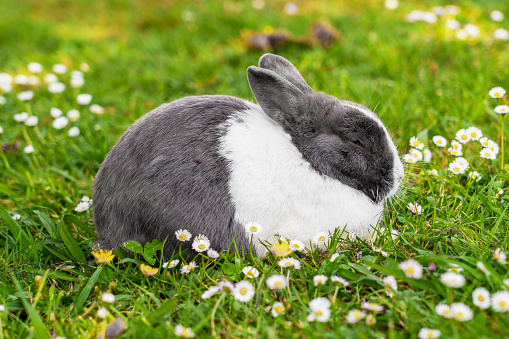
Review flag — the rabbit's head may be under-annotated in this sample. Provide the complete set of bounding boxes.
[247,54,403,204]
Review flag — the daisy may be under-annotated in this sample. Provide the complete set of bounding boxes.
[489,87,506,99]
[450,140,462,150]
[163,259,179,268]
[174,325,195,338]
[266,275,288,290]
[90,104,105,114]
[0,305,5,312]
[436,304,453,318]
[330,253,340,262]
[91,249,115,264]
[14,74,28,85]
[429,169,438,176]
[52,116,69,130]
[398,258,423,279]
[245,222,262,234]
[24,116,38,126]
[217,280,235,293]
[348,232,357,242]
[97,307,108,319]
[278,258,301,269]
[77,94,92,105]
[175,229,192,242]
[102,293,115,304]
[448,160,468,174]
[451,302,473,321]
[468,171,481,181]
[465,127,482,141]
[289,239,305,252]
[44,73,57,84]
[312,231,329,245]
[493,248,507,263]
[75,201,90,212]
[494,28,509,40]
[50,107,63,118]
[448,148,463,157]
[232,280,255,302]
[440,272,465,288]
[24,145,34,154]
[383,275,397,297]
[27,75,39,86]
[360,301,384,312]
[48,82,65,93]
[192,237,210,252]
[418,328,441,339]
[180,261,198,274]
[272,242,293,257]
[331,275,349,286]
[345,309,366,323]
[491,10,504,22]
[308,297,331,322]
[479,137,491,148]
[68,127,80,137]
[67,109,80,121]
[455,129,471,144]
[402,153,418,164]
[271,302,285,317]
[27,62,43,73]
[17,91,33,101]
[384,0,398,10]
[14,112,29,122]
[409,148,423,161]
[472,288,490,309]
[140,263,158,276]
[409,136,424,149]
[495,105,509,114]
[206,248,219,259]
[313,275,328,286]
[476,261,489,275]
[423,149,432,162]
[53,64,67,74]
[12,214,21,220]
[447,264,463,274]
[407,202,422,215]
[480,148,496,160]
[464,24,480,38]
[201,286,220,299]
[242,266,260,278]
[365,314,376,326]
[71,77,84,88]
[492,291,509,312]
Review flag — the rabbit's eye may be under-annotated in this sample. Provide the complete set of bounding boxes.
[352,139,363,147]
[304,128,316,137]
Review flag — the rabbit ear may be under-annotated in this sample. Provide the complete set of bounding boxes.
[247,66,307,126]
[258,54,313,94]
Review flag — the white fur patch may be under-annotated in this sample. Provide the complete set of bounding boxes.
[219,101,385,256]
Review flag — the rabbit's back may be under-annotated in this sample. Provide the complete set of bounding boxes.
[93,95,252,256]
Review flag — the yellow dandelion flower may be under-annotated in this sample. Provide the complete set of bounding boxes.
[272,242,293,257]
[91,249,115,264]
[140,263,159,277]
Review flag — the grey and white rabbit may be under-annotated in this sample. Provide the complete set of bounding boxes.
[93,53,404,257]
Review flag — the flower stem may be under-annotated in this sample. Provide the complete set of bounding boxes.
[501,115,505,172]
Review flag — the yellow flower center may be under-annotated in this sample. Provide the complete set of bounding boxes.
[408,158,414,163]
[247,271,254,276]
[461,135,467,140]
[453,144,459,149]
[427,332,434,339]
[457,312,464,318]
[198,244,205,250]
[315,310,323,317]
[187,265,193,271]
[275,305,284,314]
[318,236,326,242]
[405,267,415,275]
[495,253,501,259]
[471,132,477,137]
[249,226,257,232]
[495,92,500,97]
[274,281,282,288]
[485,152,490,157]
[478,295,485,302]
[181,328,190,337]
[450,268,458,273]
[443,309,450,315]
[285,262,292,267]
[179,234,187,240]
[239,287,248,295]
[413,141,419,146]
[437,140,442,144]
[483,141,488,146]
[501,301,506,308]
[453,167,460,173]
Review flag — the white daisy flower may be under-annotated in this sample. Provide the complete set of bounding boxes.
[398,258,423,279]
[495,105,509,114]
[242,266,260,279]
[90,104,104,115]
[472,288,490,309]
[491,10,504,22]
[409,136,424,149]
[245,222,262,234]
[465,127,482,141]
[407,202,422,215]
[101,292,115,303]
[75,201,90,212]
[27,62,43,74]
[77,93,92,105]
[14,112,29,122]
[97,307,108,319]
[17,91,33,101]
[308,297,331,322]
[432,6,445,16]
[492,291,509,312]
[68,127,80,137]
[180,261,198,274]
[27,75,40,86]
[206,248,219,259]
[429,169,439,176]
[175,229,192,242]
[312,231,329,245]
[477,261,489,274]
[194,234,209,242]
[174,324,195,338]
[345,309,366,324]
[278,258,301,269]
[494,28,509,40]
[450,140,462,150]
[266,275,288,290]
[469,171,481,181]
[48,82,65,93]
[447,264,463,274]
[313,275,328,286]
[52,64,67,74]
[487,140,500,154]
[24,116,38,126]
[448,160,468,174]
[418,328,441,339]
[384,0,398,10]
[464,24,480,38]
[289,239,305,252]
[284,2,298,15]
[14,74,28,85]
[232,280,255,302]
[409,148,423,161]
[163,259,179,268]
[348,232,357,242]
[71,77,84,88]
[360,301,384,312]
[217,280,235,293]
[383,275,397,297]
[71,70,84,78]
[436,304,453,318]
[44,73,57,84]
[330,253,340,262]
[0,305,5,311]
[493,248,507,263]
[448,148,463,156]
[12,214,21,220]
[440,272,466,288]
[455,129,471,144]
[67,109,80,121]
[271,302,285,317]
[52,116,69,130]
[331,275,349,286]
[451,302,473,321]
[480,148,496,160]
[445,19,460,30]
[201,286,220,299]
[192,237,210,252]
[489,87,506,98]
[24,145,34,154]
[50,107,63,118]
[402,153,418,164]
[365,314,376,326]
[423,149,432,163]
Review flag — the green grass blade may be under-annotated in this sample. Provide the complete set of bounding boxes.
[57,217,86,263]
[71,266,103,317]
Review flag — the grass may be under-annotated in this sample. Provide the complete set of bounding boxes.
[1,0,509,337]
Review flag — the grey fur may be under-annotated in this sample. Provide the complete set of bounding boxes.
[93,96,253,257]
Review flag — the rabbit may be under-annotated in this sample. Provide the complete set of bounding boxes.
[93,53,404,258]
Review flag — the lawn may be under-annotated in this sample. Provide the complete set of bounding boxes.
[1,0,509,338]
